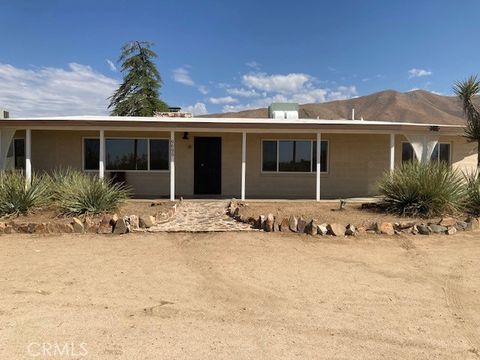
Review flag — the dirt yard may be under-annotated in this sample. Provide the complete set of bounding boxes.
[1,232,480,359]
[236,200,443,225]
[0,200,174,224]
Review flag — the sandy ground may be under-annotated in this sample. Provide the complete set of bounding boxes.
[237,201,445,225]
[1,232,480,359]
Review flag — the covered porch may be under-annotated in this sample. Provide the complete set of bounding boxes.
[0,116,470,200]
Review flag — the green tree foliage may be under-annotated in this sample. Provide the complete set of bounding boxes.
[109,41,169,116]
[453,75,480,169]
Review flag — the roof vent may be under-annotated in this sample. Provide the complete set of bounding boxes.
[0,109,9,119]
[268,103,299,119]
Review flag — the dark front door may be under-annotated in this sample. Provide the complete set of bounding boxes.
[194,137,222,195]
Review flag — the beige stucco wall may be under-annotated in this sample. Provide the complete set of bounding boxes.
[14,130,478,199]
[245,133,390,199]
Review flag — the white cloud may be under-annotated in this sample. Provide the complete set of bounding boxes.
[197,85,209,95]
[226,87,260,97]
[209,96,238,104]
[222,85,357,113]
[182,102,208,115]
[408,68,432,79]
[246,61,261,70]
[172,67,195,86]
[0,62,118,117]
[172,66,209,95]
[106,59,117,72]
[242,72,311,94]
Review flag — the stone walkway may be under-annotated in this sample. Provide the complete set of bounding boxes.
[148,201,255,232]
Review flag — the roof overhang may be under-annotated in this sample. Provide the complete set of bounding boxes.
[0,116,465,135]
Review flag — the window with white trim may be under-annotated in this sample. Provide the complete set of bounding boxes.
[262,140,328,173]
[83,138,169,171]
[401,142,451,164]
[6,138,25,170]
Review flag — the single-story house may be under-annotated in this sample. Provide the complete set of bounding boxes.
[0,103,475,200]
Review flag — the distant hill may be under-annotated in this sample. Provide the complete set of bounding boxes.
[204,89,477,125]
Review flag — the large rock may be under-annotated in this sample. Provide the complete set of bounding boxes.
[279,218,290,232]
[429,224,447,234]
[439,217,457,227]
[416,224,431,235]
[345,224,356,236]
[395,221,416,230]
[455,221,467,231]
[305,220,318,236]
[465,217,480,231]
[297,217,307,233]
[83,217,98,233]
[327,223,346,236]
[289,216,298,232]
[317,223,328,235]
[72,218,84,233]
[128,215,139,231]
[256,215,266,230]
[363,220,378,232]
[264,214,275,232]
[378,222,395,235]
[446,226,457,235]
[273,218,280,232]
[139,215,156,229]
[113,218,129,234]
[109,214,118,226]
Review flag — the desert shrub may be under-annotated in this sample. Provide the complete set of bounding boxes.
[378,161,465,217]
[52,169,131,216]
[0,171,52,216]
[464,172,480,215]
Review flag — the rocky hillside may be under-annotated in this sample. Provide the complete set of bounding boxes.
[205,90,477,125]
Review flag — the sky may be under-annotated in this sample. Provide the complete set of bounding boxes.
[1,0,480,117]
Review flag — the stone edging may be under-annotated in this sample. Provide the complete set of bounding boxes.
[227,200,479,237]
[0,203,178,235]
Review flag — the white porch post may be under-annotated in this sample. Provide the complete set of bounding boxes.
[170,131,175,201]
[389,133,395,173]
[99,130,105,179]
[241,131,246,200]
[316,132,321,201]
[25,129,32,188]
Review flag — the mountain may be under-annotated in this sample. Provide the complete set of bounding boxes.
[204,90,476,125]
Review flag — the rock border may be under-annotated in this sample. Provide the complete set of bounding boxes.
[0,203,178,235]
[227,200,478,237]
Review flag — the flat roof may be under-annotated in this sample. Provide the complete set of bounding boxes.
[0,116,464,134]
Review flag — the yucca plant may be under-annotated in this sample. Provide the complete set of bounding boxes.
[378,161,466,217]
[464,172,480,215]
[52,169,131,216]
[0,171,52,216]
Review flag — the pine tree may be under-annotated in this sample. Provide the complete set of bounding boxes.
[109,41,169,116]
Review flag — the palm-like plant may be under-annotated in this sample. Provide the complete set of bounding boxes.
[453,75,480,169]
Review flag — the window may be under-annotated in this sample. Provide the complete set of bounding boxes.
[6,138,25,169]
[262,140,328,173]
[401,142,450,164]
[149,139,169,170]
[84,139,99,170]
[401,142,415,162]
[106,139,148,170]
[83,138,169,171]
[262,141,277,171]
[14,138,25,169]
